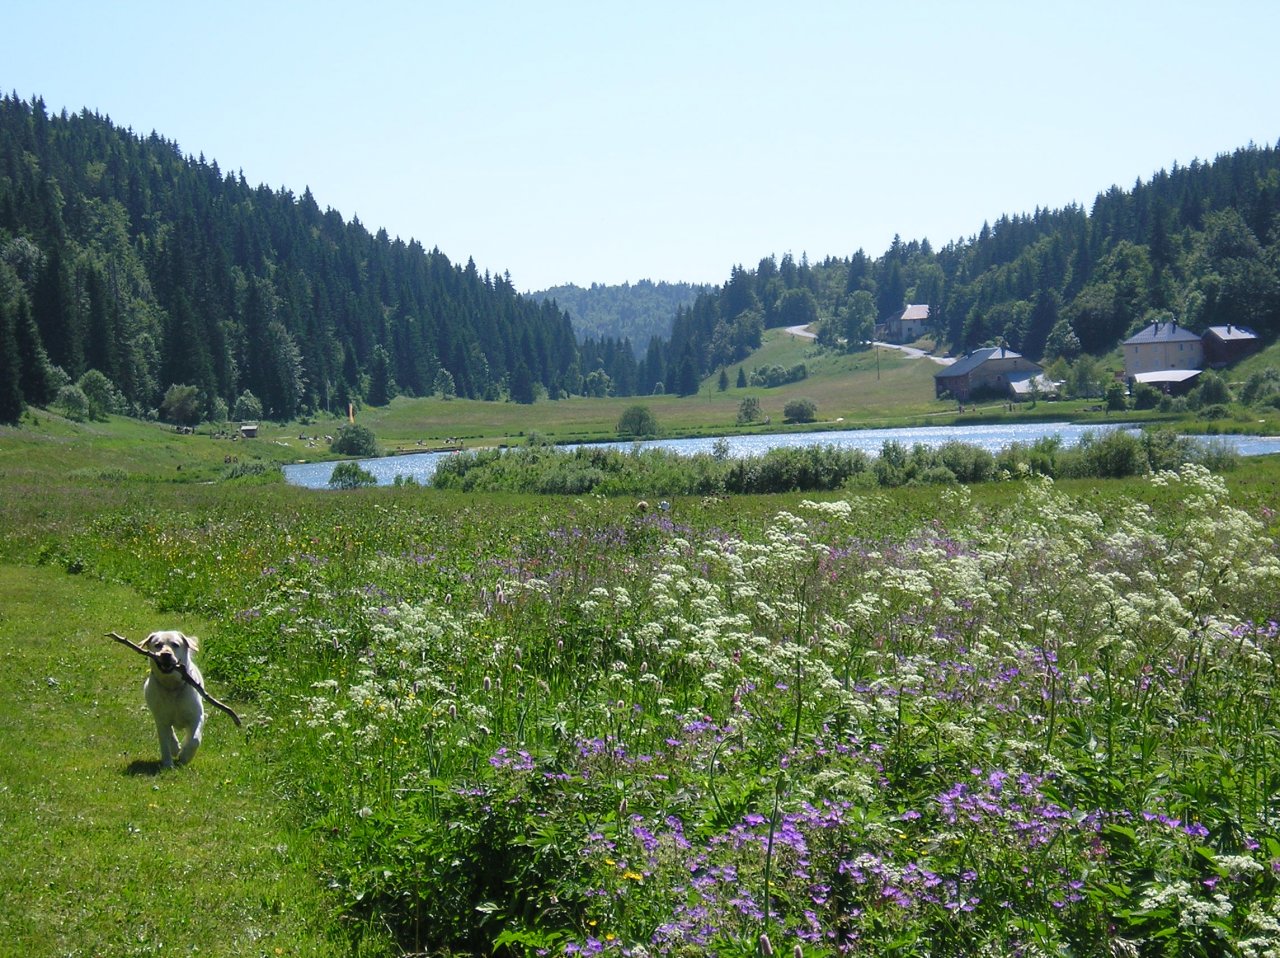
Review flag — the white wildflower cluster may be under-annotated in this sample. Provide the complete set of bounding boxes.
[799,498,853,519]
[1138,879,1233,934]
[1214,854,1265,878]
[1240,899,1280,958]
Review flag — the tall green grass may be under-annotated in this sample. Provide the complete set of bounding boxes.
[6,408,1280,956]
[16,453,1277,956]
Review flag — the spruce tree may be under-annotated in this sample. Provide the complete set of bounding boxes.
[31,248,81,375]
[0,301,24,423]
[14,298,54,406]
[367,345,394,406]
[510,362,535,404]
[676,354,699,397]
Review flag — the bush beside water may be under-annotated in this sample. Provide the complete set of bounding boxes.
[330,423,380,457]
[431,428,1236,496]
[328,460,377,489]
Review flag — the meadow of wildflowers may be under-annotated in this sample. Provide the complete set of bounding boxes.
[55,466,1280,956]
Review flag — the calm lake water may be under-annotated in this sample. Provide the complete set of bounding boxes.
[283,422,1280,489]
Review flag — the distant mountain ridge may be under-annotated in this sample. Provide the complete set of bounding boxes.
[529,280,712,351]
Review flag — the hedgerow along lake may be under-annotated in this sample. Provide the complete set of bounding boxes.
[282,422,1280,489]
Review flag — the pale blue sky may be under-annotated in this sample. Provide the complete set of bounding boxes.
[3,1,1278,291]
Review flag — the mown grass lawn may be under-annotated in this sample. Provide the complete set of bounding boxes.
[0,563,392,957]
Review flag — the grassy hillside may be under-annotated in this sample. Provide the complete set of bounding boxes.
[355,329,940,447]
[311,329,1150,454]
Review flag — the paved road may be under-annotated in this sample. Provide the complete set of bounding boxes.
[872,341,956,366]
[786,325,955,366]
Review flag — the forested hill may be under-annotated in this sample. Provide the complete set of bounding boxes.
[4,92,1278,427]
[663,142,1280,379]
[0,93,630,423]
[530,280,711,349]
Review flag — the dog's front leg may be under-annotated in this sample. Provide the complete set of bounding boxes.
[177,714,204,766]
[156,719,180,768]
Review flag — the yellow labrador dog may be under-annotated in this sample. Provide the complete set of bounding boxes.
[142,630,204,767]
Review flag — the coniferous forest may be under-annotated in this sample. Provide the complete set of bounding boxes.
[662,143,1280,384]
[2,90,1279,427]
[0,94,630,423]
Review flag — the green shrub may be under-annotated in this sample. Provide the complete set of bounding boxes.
[232,390,263,422]
[160,384,203,425]
[1132,382,1161,410]
[1192,436,1241,471]
[221,460,282,482]
[330,423,379,457]
[328,461,377,489]
[935,441,997,483]
[55,384,90,421]
[77,369,120,420]
[749,363,807,388]
[1141,430,1195,472]
[1190,370,1231,408]
[915,464,958,484]
[616,405,658,438]
[783,397,818,423]
[1105,381,1128,412]
[1240,368,1280,407]
[1063,429,1148,479]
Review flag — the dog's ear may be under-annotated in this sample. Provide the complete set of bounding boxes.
[183,633,200,652]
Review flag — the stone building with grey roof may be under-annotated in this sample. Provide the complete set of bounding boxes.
[934,346,1043,401]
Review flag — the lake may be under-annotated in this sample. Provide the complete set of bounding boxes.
[283,421,1280,489]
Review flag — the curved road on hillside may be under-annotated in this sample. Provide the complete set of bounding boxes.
[785,325,956,366]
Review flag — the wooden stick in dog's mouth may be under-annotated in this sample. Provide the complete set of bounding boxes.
[106,631,243,727]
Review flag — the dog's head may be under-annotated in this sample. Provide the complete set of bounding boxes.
[143,630,199,675]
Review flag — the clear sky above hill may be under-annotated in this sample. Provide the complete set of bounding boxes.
[4,1,1278,292]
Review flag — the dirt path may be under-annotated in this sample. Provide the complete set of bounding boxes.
[785,324,956,366]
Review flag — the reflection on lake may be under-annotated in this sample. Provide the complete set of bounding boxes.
[283,421,1280,489]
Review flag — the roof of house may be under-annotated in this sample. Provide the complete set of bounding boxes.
[1132,369,1203,384]
[900,304,930,321]
[1204,324,1259,342]
[1123,322,1201,345]
[935,346,1029,379]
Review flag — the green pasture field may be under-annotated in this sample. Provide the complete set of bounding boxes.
[10,327,1276,487]
[4,390,1280,956]
[351,332,953,452]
